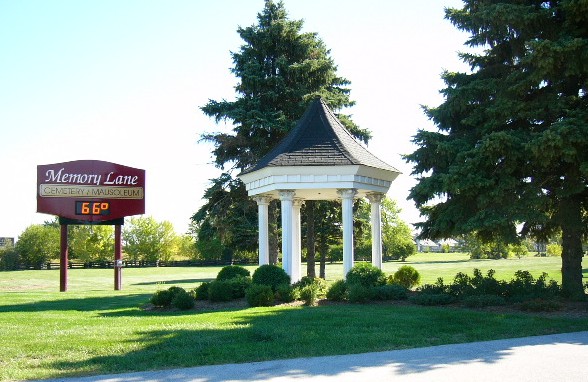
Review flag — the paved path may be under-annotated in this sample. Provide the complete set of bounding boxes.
[39,331,588,382]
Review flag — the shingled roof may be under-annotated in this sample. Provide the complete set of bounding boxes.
[240,98,399,175]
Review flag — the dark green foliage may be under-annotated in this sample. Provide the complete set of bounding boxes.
[326,279,348,302]
[519,299,562,312]
[418,277,448,295]
[207,280,235,302]
[227,276,252,299]
[390,265,421,289]
[167,286,186,298]
[150,289,174,307]
[150,286,188,308]
[216,265,251,281]
[275,284,298,303]
[0,247,19,270]
[346,263,386,288]
[411,293,456,306]
[505,270,560,302]
[252,264,290,291]
[462,294,506,308]
[347,284,376,304]
[194,0,369,259]
[299,285,320,306]
[246,284,275,307]
[293,276,327,297]
[373,284,408,301]
[417,269,562,305]
[193,282,211,300]
[172,290,195,310]
[405,0,588,298]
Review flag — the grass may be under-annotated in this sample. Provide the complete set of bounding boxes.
[1,254,587,381]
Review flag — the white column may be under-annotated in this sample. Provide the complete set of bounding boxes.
[338,188,357,276]
[291,198,304,283]
[279,190,295,277]
[253,195,272,266]
[366,192,384,269]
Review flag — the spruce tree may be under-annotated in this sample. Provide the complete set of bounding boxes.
[406,0,588,298]
[195,0,368,264]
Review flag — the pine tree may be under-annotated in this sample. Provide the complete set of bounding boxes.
[406,0,588,298]
[195,0,368,263]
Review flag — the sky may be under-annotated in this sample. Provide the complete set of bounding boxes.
[0,0,471,240]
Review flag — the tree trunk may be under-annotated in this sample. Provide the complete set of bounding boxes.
[306,200,316,278]
[318,237,328,279]
[559,196,585,299]
[268,201,279,265]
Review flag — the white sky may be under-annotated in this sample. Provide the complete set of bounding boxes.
[0,0,470,240]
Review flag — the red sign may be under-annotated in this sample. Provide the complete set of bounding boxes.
[37,160,145,222]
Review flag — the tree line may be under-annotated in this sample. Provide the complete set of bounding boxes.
[0,198,417,271]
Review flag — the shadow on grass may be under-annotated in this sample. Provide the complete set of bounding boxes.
[43,304,588,381]
[0,294,150,313]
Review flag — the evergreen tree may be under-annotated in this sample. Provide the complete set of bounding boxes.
[195,0,368,264]
[406,0,588,298]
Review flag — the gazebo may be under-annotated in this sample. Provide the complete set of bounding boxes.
[238,98,400,282]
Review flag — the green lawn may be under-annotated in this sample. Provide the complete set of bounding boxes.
[1,254,587,381]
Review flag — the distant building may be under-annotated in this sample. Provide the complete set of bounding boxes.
[415,238,459,253]
[0,237,15,249]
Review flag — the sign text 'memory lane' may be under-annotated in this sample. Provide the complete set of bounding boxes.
[44,168,140,186]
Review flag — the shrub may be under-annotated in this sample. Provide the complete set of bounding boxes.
[207,280,234,302]
[506,271,560,301]
[150,286,188,308]
[326,280,348,302]
[275,283,298,303]
[348,284,376,304]
[417,277,448,295]
[374,284,408,301]
[227,276,251,299]
[411,293,456,306]
[167,286,187,298]
[519,298,562,312]
[346,263,386,288]
[216,265,251,281]
[462,294,506,308]
[193,282,211,300]
[252,264,290,291]
[390,265,421,289]
[150,289,174,307]
[294,277,327,298]
[299,285,320,306]
[246,284,275,307]
[172,290,195,310]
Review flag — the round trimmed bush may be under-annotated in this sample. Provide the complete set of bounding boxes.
[346,263,386,287]
[208,280,234,302]
[193,282,211,300]
[348,284,375,304]
[150,289,174,307]
[252,264,290,291]
[216,265,251,281]
[326,280,348,301]
[276,283,298,303]
[227,276,252,298]
[246,284,275,307]
[172,290,195,310]
[391,265,421,289]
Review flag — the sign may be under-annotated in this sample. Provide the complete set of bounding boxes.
[37,160,145,222]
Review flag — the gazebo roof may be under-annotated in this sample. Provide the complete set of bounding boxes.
[241,98,399,174]
[238,98,400,200]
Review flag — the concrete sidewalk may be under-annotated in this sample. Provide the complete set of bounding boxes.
[39,331,588,382]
